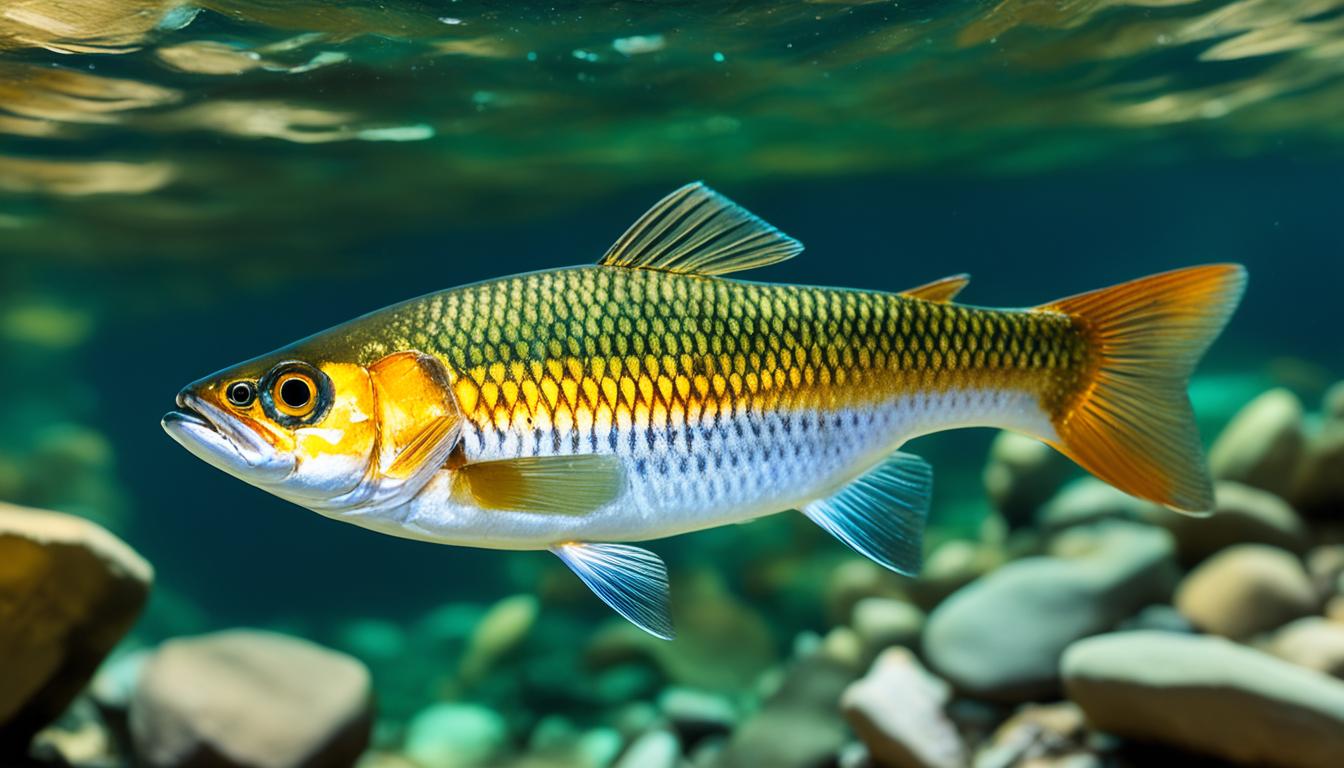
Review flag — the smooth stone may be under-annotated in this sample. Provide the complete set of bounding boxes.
[841,648,966,768]
[1174,544,1317,639]
[1114,604,1194,635]
[658,687,737,746]
[1329,596,1344,624]
[30,695,117,768]
[982,431,1074,529]
[615,729,680,768]
[1036,478,1153,532]
[458,593,538,685]
[129,630,372,768]
[1063,631,1344,768]
[911,539,1001,610]
[1324,381,1344,422]
[972,702,1088,768]
[404,703,508,768]
[1307,545,1344,600]
[90,646,152,712]
[825,559,908,626]
[713,653,856,768]
[1291,427,1344,518]
[1208,388,1305,498]
[1269,618,1344,679]
[0,503,152,753]
[924,522,1177,701]
[1145,482,1308,565]
[850,598,924,657]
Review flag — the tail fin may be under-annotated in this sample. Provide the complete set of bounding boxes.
[1041,264,1247,514]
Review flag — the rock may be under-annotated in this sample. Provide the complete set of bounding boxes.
[840,648,966,768]
[910,539,1001,610]
[1146,482,1308,565]
[983,431,1074,529]
[1329,596,1344,624]
[1036,478,1153,532]
[1174,544,1316,639]
[615,729,680,768]
[0,502,152,753]
[1292,428,1344,518]
[30,695,118,768]
[973,702,1088,768]
[924,523,1176,701]
[1324,381,1344,422]
[129,630,372,768]
[658,687,737,747]
[1269,618,1344,679]
[821,627,865,670]
[404,702,508,768]
[850,598,924,657]
[826,559,908,626]
[713,653,855,768]
[1307,545,1344,601]
[1208,388,1305,498]
[1114,604,1193,634]
[458,594,538,685]
[1063,631,1344,768]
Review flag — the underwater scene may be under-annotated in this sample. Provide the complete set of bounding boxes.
[3,1,1344,767]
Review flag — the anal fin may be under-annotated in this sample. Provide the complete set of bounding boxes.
[551,542,674,640]
[803,451,932,575]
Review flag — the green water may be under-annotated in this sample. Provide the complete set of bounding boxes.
[3,2,1343,766]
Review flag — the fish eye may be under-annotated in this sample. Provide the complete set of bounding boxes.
[226,381,256,407]
[273,373,317,417]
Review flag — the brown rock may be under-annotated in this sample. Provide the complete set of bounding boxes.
[0,502,152,753]
[1208,389,1305,498]
[1269,618,1344,679]
[973,702,1089,768]
[1175,544,1316,639]
[1145,482,1308,565]
[1292,427,1344,518]
[129,630,372,768]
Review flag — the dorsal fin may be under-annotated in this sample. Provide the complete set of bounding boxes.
[901,274,970,303]
[598,182,803,276]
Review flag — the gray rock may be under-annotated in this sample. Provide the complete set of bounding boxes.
[1269,617,1344,679]
[841,648,966,768]
[1174,544,1316,639]
[658,687,737,746]
[1036,479,1153,532]
[850,598,924,657]
[911,539,1001,610]
[0,502,152,753]
[982,432,1074,529]
[924,523,1177,701]
[1145,482,1308,565]
[713,652,855,768]
[1114,604,1194,635]
[1208,389,1305,498]
[404,702,508,768]
[1063,631,1344,768]
[1306,545,1344,601]
[129,630,372,768]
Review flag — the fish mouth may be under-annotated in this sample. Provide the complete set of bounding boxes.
[162,392,292,483]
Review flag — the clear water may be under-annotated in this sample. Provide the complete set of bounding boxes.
[3,0,1342,750]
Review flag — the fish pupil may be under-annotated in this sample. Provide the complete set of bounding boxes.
[280,378,312,409]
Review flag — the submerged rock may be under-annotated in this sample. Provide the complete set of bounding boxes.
[850,597,924,658]
[1062,631,1344,768]
[458,594,538,686]
[614,729,680,768]
[924,523,1176,701]
[658,687,737,748]
[841,648,966,768]
[1208,388,1305,498]
[0,502,152,753]
[982,431,1073,529]
[129,630,372,768]
[973,702,1089,768]
[1036,478,1152,532]
[1268,618,1344,679]
[1292,427,1344,518]
[403,702,509,768]
[713,652,856,768]
[1146,482,1308,565]
[1174,544,1316,639]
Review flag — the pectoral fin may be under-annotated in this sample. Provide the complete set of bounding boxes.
[457,454,625,515]
[551,542,674,640]
[803,452,932,575]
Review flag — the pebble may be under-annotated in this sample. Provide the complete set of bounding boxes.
[1208,388,1305,498]
[714,653,855,768]
[1268,617,1344,679]
[924,522,1176,701]
[982,431,1074,528]
[458,593,538,685]
[1063,631,1344,768]
[1174,544,1317,639]
[1146,481,1308,565]
[850,597,924,657]
[0,502,152,751]
[1291,427,1344,518]
[1036,478,1152,532]
[658,687,737,747]
[614,729,680,768]
[840,648,966,768]
[973,702,1088,768]
[130,630,372,768]
[403,702,508,768]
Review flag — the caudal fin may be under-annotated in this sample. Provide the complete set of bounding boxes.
[1041,264,1247,514]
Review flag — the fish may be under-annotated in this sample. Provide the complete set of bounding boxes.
[163,182,1247,639]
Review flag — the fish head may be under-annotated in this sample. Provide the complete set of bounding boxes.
[165,345,465,513]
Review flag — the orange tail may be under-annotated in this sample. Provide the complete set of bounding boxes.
[1040,264,1247,514]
